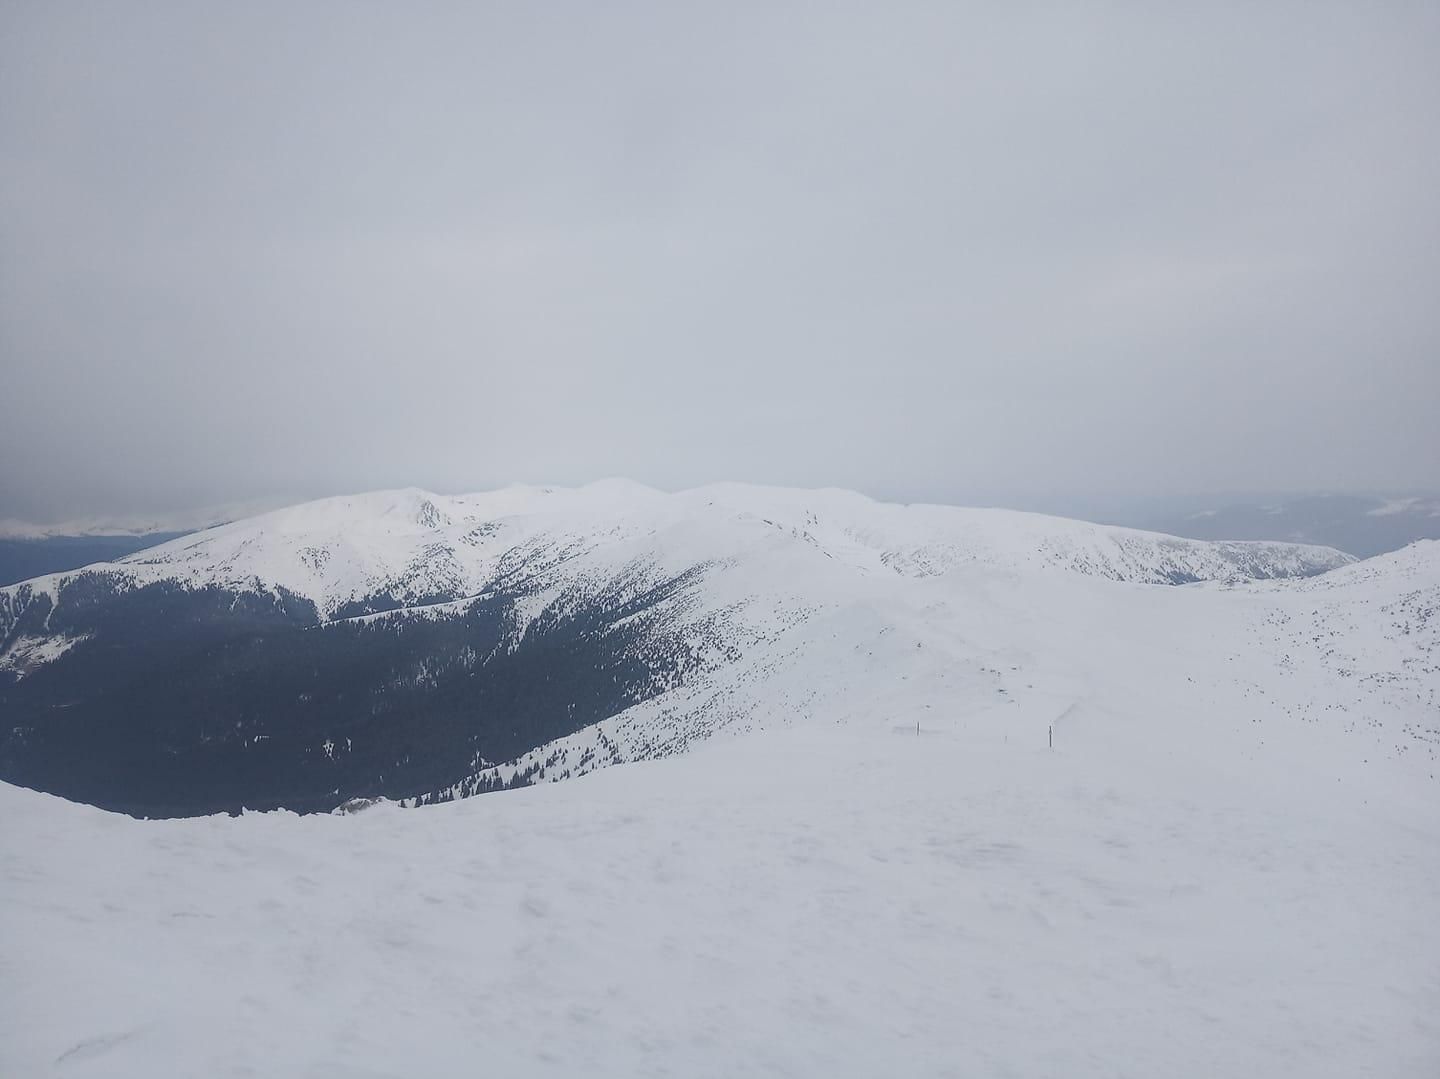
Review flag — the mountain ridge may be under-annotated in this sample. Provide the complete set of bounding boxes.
[2,481,1354,633]
[2,482,1402,819]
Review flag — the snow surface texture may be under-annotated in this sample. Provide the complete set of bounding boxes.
[2,721,1436,1077]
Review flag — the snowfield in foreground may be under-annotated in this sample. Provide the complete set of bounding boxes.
[3,706,1437,1077]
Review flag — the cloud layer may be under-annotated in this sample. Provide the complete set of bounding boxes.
[3,3,1437,519]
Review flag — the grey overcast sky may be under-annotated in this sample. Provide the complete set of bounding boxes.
[2,2,1437,520]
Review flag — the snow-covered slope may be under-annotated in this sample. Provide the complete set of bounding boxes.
[3,684,1436,1078]
[443,538,1438,803]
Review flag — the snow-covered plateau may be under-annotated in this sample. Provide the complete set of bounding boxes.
[1,482,1436,1076]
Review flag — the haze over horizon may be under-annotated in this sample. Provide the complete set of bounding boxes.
[4,3,1437,521]
[3,480,1440,537]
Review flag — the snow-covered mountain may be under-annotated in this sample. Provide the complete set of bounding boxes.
[2,518,1435,1076]
[1,481,1415,818]
[8,480,1352,617]
[2,484,1437,1076]
[1141,491,1440,558]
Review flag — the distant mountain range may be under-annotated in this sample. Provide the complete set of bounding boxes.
[0,497,290,541]
[0,498,289,588]
[1132,493,1440,559]
[0,533,191,588]
[5,489,1434,589]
